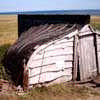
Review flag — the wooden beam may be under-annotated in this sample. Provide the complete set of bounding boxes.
[23,59,29,91]
[73,35,79,81]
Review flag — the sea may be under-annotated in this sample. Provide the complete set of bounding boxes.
[0,9,100,16]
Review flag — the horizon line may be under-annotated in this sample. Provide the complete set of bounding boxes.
[0,9,100,13]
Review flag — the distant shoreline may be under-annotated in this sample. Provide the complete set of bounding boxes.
[0,10,100,16]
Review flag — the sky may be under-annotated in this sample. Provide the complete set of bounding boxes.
[0,0,100,12]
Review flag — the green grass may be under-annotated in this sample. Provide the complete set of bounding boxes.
[0,15,17,80]
[0,44,11,79]
[0,44,10,64]
[0,84,100,100]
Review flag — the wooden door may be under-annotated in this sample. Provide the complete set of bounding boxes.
[79,35,97,81]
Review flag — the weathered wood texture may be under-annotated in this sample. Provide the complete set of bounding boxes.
[27,37,74,85]
[6,23,78,85]
[23,65,29,91]
[79,25,93,37]
[27,25,98,86]
[73,35,79,81]
[79,34,97,80]
[96,35,100,73]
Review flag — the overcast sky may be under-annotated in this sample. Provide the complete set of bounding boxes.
[0,0,100,12]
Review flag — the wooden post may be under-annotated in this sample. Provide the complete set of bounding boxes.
[94,33,99,74]
[23,59,29,91]
[73,35,79,81]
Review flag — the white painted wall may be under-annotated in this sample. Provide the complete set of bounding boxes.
[27,35,74,86]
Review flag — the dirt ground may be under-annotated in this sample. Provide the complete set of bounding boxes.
[0,78,100,100]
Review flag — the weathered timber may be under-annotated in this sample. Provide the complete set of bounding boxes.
[6,14,92,86]
[96,35,100,73]
[79,34,97,80]
[73,35,79,81]
[29,68,72,85]
[23,60,29,91]
[27,36,74,85]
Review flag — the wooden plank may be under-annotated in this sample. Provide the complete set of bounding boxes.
[66,30,78,38]
[79,35,97,81]
[29,62,72,76]
[28,54,73,67]
[96,35,100,39]
[29,68,72,85]
[41,42,73,53]
[32,51,73,61]
[96,40,100,45]
[23,60,29,91]
[27,35,73,85]
[30,53,73,62]
[30,47,73,62]
[40,69,72,83]
[29,67,72,78]
[56,37,74,44]
[79,25,93,36]
[35,40,73,54]
[96,35,100,45]
[28,48,73,67]
[97,37,100,40]
[34,37,73,54]
[96,35,100,73]
[97,52,100,73]
[38,46,73,55]
[65,62,73,68]
[97,44,100,52]
[28,55,73,68]
[73,35,78,81]
[29,75,72,85]
[45,75,72,86]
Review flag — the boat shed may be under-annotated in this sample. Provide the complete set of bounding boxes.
[5,14,100,89]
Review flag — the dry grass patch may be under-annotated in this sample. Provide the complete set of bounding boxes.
[0,15,17,80]
[91,16,100,30]
[91,16,100,23]
[0,15,17,45]
[0,84,100,100]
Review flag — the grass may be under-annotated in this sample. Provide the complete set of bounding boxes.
[0,44,11,79]
[0,15,100,100]
[0,15,17,46]
[0,15,17,80]
[91,16,100,30]
[0,84,100,100]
